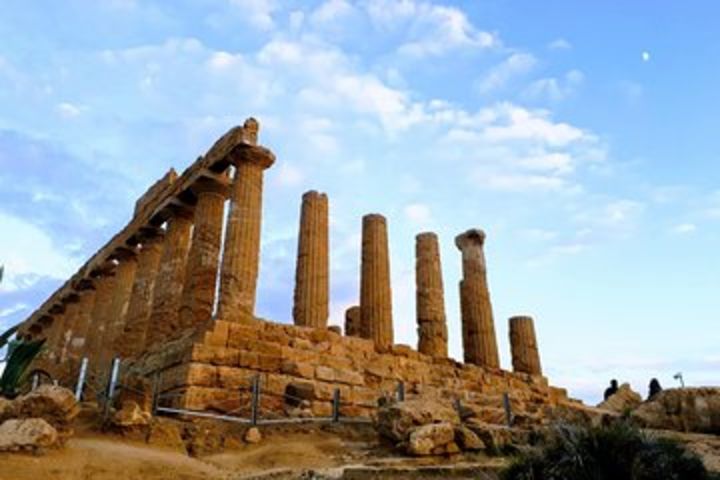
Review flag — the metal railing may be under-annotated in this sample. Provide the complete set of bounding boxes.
[49,359,515,428]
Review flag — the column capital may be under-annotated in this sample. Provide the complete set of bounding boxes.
[302,190,328,202]
[362,213,387,225]
[112,246,138,262]
[49,303,66,314]
[62,293,81,305]
[136,226,165,245]
[455,228,486,251]
[191,176,230,198]
[90,260,116,278]
[227,144,276,170]
[74,278,96,291]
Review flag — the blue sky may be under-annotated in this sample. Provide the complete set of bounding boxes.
[1,0,719,403]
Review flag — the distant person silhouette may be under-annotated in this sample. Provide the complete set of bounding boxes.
[604,379,619,401]
[648,378,662,400]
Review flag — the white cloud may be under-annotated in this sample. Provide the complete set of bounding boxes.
[548,38,572,50]
[365,0,499,57]
[311,0,355,24]
[477,52,537,94]
[478,172,568,193]
[228,0,279,31]
[275,163,305,187]
[404,203,432,225]
[524,69,584,102]
[0,212,80,292]
[56,102,83,118]
[0,303,28,318]
[671,223,696,235]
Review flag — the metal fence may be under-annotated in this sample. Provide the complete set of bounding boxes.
[41,357,514,428]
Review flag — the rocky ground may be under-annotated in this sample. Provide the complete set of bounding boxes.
[0,421,506,480]
[1,385,719,479]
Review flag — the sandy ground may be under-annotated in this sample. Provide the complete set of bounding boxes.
[0,432,350,480]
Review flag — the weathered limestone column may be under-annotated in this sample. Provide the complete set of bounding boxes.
[344,305,362,337]
[102,248,138,366]
[360,214,393,349]
[59,294,80,364]
[217,143,276,323]
[455,229,499,368]
[147,208,194,345]
[415,232,448,358]
[46,304,66,361]
[120,228,165,357]
[179,179,227,330]
[68,282,97,359]
[509,315,542,375]
[293,190,329,328]
[85,268,116,365]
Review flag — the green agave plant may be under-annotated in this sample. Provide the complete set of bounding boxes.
[0,265,46,398]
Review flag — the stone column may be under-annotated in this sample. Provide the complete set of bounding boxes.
[217,144,276,323]
[120,228,165,357]
[59,294,80,364]
[68,282,97,359]
[146,208,194,346]
[415,232,448,358]
[46,304,66,362]
[102,248,138,366]
[509,315,542,375]
[455,229,499,368]
[85,268,116,365]
[360,214,393,349]
[293,190,329,328]
[344,305,361,337]
[179,179,227,330]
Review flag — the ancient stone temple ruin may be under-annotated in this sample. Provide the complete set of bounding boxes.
[17,118,576,420]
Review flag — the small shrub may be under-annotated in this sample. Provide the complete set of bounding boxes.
[502,422,713,480]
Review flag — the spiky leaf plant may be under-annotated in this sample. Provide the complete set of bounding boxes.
[502,422,715,480]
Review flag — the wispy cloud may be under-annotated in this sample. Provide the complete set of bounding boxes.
[477,52,537,94]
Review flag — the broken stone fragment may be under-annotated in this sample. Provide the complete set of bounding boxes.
[0,418,58,452]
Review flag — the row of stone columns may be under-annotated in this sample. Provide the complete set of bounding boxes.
[36,119,277,372]
[330,219,543,375]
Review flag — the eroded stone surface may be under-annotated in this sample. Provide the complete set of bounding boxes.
[415,232,448,358]
[360,214,393,349]
[508,316,542,375]
[0,418,58,452]
[293,191,329,329]
[455,229,499,369]
[217,144,276,323]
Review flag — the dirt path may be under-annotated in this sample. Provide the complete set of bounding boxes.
[0,431,355,480]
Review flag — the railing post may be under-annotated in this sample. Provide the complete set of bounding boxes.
[502,392,513,427]
[332,388,340,423]
[397,381,405,402]
[74,357,89,401]
[103,357,121,418]
[250,375,260,426]
[151,371,161,416]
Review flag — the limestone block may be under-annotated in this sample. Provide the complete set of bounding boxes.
[0,418,58,452]
[280,360,315,379]
[344,305,362,337]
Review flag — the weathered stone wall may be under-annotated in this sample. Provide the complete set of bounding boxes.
[132,319,570,422]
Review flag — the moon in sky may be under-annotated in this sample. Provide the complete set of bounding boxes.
[642,51,651,62]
